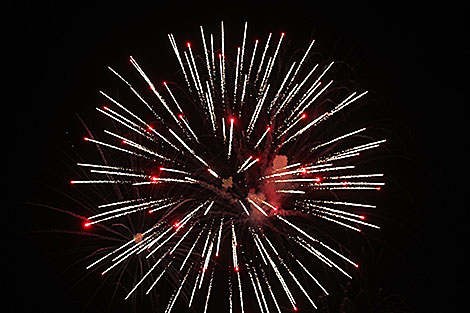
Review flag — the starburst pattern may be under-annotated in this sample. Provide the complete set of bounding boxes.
[71,21,385,312]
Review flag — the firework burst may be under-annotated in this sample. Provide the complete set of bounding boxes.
[70,21,386,312]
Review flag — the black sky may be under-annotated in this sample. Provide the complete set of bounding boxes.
[12,1,464,313]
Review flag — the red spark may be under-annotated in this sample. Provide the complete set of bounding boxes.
[234,266,239,272]
[301,113,307,119]
[187,42,191,48]
[83,137,89,141]
[293,306,298,311]
[151,176,158,181]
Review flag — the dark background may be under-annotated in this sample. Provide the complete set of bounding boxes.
[12,1,464,312]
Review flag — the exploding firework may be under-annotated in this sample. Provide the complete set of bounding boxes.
[70,21,385,312]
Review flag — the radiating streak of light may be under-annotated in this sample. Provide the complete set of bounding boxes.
[86,222,163,270]
[97,198,148,208]
[308,199,376,208]
[99,91,147,125]
[239,157,259,173]
[312,181,385,187]
[228,117,234,159]
[168,34,192,93]
[179,229,203,270]
[205,81,217,133]
[247,198,268,216]
[165,266,192,313]
[146,229,178,258]
[82,137,148,159]
[203,200,215,215]
[228,276,233,313]
[259,267,282,313]
[253,232,297,308]
[189,270,200,307]
[125,250,170,299]
[203,269,215,313]
[311,128,367,151]
[276,190,306,194]
[273,178,321,183]
[207,168,220,178]
[292,255,329,295]
[89,169,149,179]
[254,32,272,84]
[326,173,384,180]
[268,61,297,112]
[247,266,266,313]
[107,66,163,122]
[272,162,302,172]
[275,111,306,139]
[77,163,144,174]
[101,242,144,276]
[178,114,200,142]
[238,200,250,216]
[301,202,366,220]
[233,47,241,108]
[254,126,270,150]
[237,156,253,173]
[261,163,332,180]
[86,200,170,225]
[104,130,169,160]
[247,84,270,138]
[170,224,195,255]
[130,56,181,126]
[240,22,247,75]
[294,236,352,278]
[310,211,362,233]
[168,129,209,167]
[132,178,196,186]
[279,111,329,148]
[247,39,258,82]
[309,207,380,229]
[159,167,190,175]
[89,199,169,220]
[70,179,132,184]
[252,267,270,313]
[236,271,245,313]
[215,217,224,257]
[146,260,173,294]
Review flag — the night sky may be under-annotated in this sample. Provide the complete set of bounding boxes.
[12,1,464,313]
